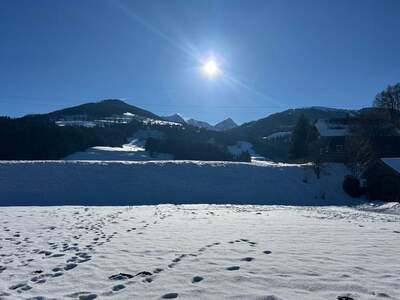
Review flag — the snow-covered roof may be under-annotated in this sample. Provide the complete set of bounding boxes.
[314,119,349,137]
[381,157,400,174]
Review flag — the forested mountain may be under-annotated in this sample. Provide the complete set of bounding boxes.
[47,99,159,120]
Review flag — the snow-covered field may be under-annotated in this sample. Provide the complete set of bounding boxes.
[64,130,173,161]
[0,161,357,206]
[0,204,399,300]
[64,139,172,161]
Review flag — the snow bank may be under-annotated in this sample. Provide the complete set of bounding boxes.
[227,141,266,161]
[0,161,358,206]
[356,201,400,215]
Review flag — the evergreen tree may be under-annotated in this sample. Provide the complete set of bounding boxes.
[289,115,311,160]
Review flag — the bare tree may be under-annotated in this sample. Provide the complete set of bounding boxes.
[357,109,397,137]
[373,83,400,111]
[344,136,374,178]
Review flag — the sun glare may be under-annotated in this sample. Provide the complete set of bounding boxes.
[202,59,220,77]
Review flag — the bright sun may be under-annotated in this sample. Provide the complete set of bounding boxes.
[202,59,220,77]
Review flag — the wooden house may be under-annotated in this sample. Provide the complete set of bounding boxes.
[363,158,400,202]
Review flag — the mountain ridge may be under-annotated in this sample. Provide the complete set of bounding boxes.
[214,117,238,131]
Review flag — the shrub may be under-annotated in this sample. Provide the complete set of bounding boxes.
[343,175,362,198]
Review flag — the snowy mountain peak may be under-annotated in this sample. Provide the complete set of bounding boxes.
[162,113,186,124]
[214,118,238,131]
[186,117,238,131]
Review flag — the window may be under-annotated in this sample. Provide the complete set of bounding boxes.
[336,145,344,152]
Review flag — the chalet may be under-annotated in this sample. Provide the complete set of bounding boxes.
[363,158,400,202]
[313,118,350,162]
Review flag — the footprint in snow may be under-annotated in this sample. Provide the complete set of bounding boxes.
[112,284,125,291]
[64,263,77,271]
[258,296,283,300]
[240,257,255,262]
[9,282,32,291]
[192,276,204,283]
[153,268,164,274]
[79,294,97,300]
[162,292,178,299]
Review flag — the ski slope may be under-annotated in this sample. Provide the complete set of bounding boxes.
[0,161,358,206]
[0,204,399,299]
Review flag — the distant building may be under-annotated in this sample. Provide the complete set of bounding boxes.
[313,112,400,162]
[313,118,350,162]
[363,158,400,202]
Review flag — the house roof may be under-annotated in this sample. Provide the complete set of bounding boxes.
[381,157,400,174]
[314,119,349,137]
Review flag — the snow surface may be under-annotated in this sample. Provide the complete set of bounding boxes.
[142,118,182,127]
[381,157,400,174]
[263,131,291,140]
[227,141,266,161]
[0,161,358,206]
[0,204,399,299]
[162,114,186,124]
[55,120,97,128]
[227,141,256,156]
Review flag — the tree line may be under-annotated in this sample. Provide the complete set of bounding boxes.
[0,115,135,160]
[145,137,251,162]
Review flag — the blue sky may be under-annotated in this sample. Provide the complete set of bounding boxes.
[1,0,400,124]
